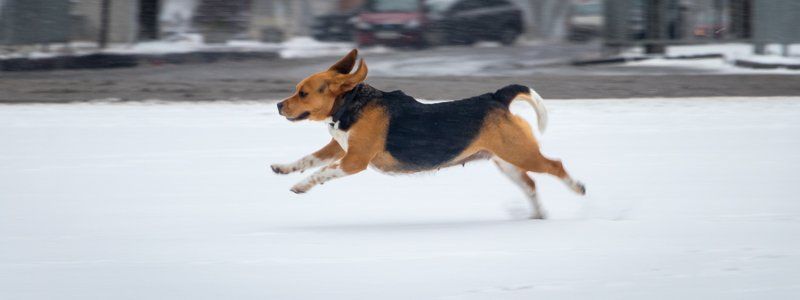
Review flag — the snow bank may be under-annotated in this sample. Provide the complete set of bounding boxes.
[107,34,206,54]
[624,43,800,73]
[2,36,366,60]
[665,43,800,58]
[111,36,357,58]
[1,98,799,299]
[276,37,355,59]
[625,56,800,74]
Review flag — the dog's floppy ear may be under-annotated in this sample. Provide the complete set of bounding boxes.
[335,58,368,93]
[328,49,359,74]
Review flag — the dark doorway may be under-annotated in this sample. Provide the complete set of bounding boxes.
[730,0,752,39]
[139,0,160,40]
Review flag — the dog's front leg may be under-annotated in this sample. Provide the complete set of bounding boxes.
[271,139,344,174]
[290,163,347,194]
[290,140,376,194]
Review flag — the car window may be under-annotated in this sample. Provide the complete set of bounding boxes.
[426,0,458,14]
[484,0,511,7]
[573,3,601,16]
[452,0,482,12]
[368,0,419,12]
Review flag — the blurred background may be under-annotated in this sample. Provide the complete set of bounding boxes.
[3,2,800,298]
[0,0,798,103]
[1,1,798,79]
[1,0,796,50]
[1,0,799,102]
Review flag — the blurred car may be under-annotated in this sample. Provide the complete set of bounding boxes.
[311,8,362,42]
[354,0,524,47]
[566,0,603,42]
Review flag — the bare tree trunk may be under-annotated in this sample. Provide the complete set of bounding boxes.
[526,0,569,40]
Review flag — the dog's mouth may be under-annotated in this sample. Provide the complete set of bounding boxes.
[286,111,310,122]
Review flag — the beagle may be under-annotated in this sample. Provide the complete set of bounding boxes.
[272,49,585,219]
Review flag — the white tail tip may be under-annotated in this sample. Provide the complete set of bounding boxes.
[523,88,548,134]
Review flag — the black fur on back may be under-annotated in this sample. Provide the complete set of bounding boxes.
[331,84,527,171]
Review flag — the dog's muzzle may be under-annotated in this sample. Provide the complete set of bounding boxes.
[287,111,310,121]
[277,102,285,115]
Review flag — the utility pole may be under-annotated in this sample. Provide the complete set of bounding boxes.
[99,0,111,48]
[526,0,568,40]
[713,0,724,40]
[139,0,160,41]
[644,0,665,54]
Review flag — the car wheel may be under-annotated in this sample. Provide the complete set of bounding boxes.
[423,30,446,47]
[498,27,519,46]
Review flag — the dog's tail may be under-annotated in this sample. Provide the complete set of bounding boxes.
[494,84,548,134]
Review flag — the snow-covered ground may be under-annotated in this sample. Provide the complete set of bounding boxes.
[1,98,799,299]
[109,36,365,59]
[665,43,800,58]
[0,36,364,60]
[624,43,800,74]
[625,57,800,74]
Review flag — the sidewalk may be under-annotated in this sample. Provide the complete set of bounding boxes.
[0,37,353,72]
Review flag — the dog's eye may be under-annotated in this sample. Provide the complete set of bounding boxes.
[298,91,308,98]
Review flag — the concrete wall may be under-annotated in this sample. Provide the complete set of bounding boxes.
[71,0,139,44]
[752,1,800,44]
[1,0,71,45]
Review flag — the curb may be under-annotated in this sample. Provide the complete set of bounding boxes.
[138,51,279,66]
[571,53,725,66]
[734,59,800,70]
[1,50,279,72]
[1,54,138,71]
[571,56,650,66]
[664,53,724,60]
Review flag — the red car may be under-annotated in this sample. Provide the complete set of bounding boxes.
[355,0,524,47]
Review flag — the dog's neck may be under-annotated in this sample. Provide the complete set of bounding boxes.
[328,83,381,131]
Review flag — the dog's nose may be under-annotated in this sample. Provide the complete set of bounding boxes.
[277,102,284,112]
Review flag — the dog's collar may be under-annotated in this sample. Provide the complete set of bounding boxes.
[328,83,380,131]
[331,83,364,123]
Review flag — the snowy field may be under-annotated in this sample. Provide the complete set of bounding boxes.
[1,98,800,299]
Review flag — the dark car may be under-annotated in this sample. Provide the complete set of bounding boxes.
[355,0,524,47]
[311,8,361,42]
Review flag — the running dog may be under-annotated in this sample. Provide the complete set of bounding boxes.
[271,49,585,219]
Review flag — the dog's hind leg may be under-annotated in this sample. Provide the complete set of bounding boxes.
[494,143,586,195]
[483,114,586,195]
[271,139,344,174]
[495,146,586,195]
[492,157,546,219]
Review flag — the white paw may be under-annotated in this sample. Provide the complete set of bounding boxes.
[530,210,548,220]
[290,183,312,194]
[573,181,586,195]
[564,178,587,195]
[270,163,292,175]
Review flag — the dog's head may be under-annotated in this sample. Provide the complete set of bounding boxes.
[277,49,368,122]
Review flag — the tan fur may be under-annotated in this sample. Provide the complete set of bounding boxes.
[336,103,387,174]
[278,49,367,122]
[312,139,345,162]
[469,110,570,179]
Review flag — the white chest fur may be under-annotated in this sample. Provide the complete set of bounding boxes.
[325,117,349,150]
